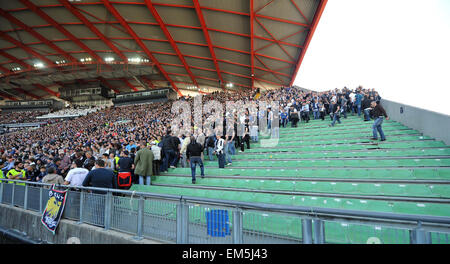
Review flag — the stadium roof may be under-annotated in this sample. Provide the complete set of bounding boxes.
[0,0,327,100]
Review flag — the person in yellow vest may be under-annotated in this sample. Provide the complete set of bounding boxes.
[114,155,120,174]
[6,162,27,186]
[0,161,5,181]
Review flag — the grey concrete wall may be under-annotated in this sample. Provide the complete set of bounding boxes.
[0,204,164,244]
[381,98,450,145]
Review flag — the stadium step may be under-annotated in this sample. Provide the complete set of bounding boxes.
[199,158,450,168]
[162,167,450,180]
[130,109,450,243]
[151,175,450,199]
[232,150,450,159]
[130,184,450,217]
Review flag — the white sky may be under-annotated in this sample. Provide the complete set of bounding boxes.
[293,0,450,115]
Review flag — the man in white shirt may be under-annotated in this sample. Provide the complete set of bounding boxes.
[349,91,356,115]
[64,159,89,187]
[301,102,310,123]
[180,135,190,168]
[214,135,226,168]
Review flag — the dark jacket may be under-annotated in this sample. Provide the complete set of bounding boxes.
[371,104,388,118]
[362,98,372,109]
[82,168,116,194]
[206,136,216,148]
[162,135,178,152]
[83,157,96,171]
[329,103,339,114]
[186,142,203,159]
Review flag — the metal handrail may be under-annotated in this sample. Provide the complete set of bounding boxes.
[1,178,449,243]
[2,179,450,225]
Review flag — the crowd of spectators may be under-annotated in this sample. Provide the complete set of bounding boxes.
[0,85,385,187]
[36,106,104,119]
[0,111,47,124]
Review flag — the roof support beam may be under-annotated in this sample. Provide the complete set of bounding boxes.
[290,0,328,86]
[290,0,310,25]
[20,0,104,63]
[0,65,11,73]
[0,31,56,67]
[255,17,296,62]
[0,90,18,101]
[193,0,223,90]
[97,76,120,94]
[200,6,310,28]
[254,55,284,84]
[254,28,306,53]
[255,77,283,87]
[121,78,139,92]
[33,83,60,97]
[0,50,32,69]
[0,8,77,64]
[255,53,295,65]
[140,76,156,89]
[101,0,183,97]
[58,0,128,62]
[254,0,275,14]
[144,0,199,89]
[14,87,41,99]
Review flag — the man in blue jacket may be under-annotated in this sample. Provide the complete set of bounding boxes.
[82,159,116,194]
[355,91,364,117]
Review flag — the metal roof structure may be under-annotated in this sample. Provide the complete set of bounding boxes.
[0,0,327,101]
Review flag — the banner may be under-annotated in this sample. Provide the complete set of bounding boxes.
[41,185,67,234]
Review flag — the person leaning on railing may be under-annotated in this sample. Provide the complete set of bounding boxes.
[42,167,65,185]
[82,159,116,194]
[6,162,26,185]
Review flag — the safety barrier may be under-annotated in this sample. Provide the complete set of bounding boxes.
[1,179,449,244]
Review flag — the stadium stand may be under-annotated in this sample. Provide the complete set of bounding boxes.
[0,0,448,244]
[36,106,104,119]
[131,111,450,243]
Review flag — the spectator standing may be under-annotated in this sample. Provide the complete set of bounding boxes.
[369,101,389,141]
[319,102,326,120]
[186,136,204,184]
[151,141,161,176]
[118,150,135,186]
[340,95,348,119]
[161,131,176,172]
[180,135,190,168]
[134,141,154,186]
[290,108,299,127]
[280,109,288,128]
[329,101,342,127]
[206,134,216,161]
[225,133,233,166]
[82,159,116,194]
[215,135,226,168]
[312,101,319,120]
[355,91,364,116]
[362,95,372,121]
